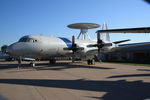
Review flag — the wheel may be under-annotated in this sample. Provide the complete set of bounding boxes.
[91,59,95,65]
[49,59,56,64]
[87,60,91,65]
[30,62,35,67]
[87,59,95,65]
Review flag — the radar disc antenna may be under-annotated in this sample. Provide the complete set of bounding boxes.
[67,23,100,40]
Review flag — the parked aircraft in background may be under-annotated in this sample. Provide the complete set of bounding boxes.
[7,23,150,67]
[0,52,14,61]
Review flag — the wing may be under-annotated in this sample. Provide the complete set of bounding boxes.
[86,48,98,55]
[96,27,150,33]
[111,42,150,51]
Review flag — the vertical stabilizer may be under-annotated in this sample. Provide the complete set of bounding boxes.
[99,23,110,42]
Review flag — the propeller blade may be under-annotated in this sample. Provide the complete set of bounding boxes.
[72,35,75,45]
[98,47,101,52]
[77,47,84,50]
[103,43,112,46]
[87,44,98,47]
[113,39,130,44]
[97,33,100,40]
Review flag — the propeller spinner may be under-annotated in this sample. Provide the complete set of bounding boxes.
[64,36,84,62]
[87,34,112,52]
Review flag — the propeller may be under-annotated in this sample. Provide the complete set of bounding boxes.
[86,33,112,62]
[87,33,112,52]
[64,36,84,62]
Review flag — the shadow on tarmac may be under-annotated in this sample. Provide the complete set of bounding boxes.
[0,96,7,100]
[0,63,35,70]
[0,79,150,100]
[35,62,114,70]
[107,74,150,78]
[0,63,18,69]
[137,69,150,72]
[0,62,114,70]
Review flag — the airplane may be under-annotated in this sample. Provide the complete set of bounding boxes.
[7,23,150,67]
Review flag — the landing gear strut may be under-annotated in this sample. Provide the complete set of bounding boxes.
[17,56,22,70]
[87,59,95,65]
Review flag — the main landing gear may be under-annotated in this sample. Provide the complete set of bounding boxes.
[30,61,35,67]
[87,59,95,65]
[49,59,56,64]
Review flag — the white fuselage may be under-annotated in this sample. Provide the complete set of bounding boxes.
[7,35,103,59]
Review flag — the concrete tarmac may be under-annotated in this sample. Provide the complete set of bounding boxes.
[0,60,150,100]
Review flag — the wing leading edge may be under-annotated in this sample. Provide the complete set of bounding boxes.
[96,27,150,33]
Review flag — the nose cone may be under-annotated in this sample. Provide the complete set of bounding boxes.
[7,44,14,54]
[7,42,28,56]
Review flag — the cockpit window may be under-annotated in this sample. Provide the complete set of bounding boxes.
[19,37,28,42]
[18,37,37,43]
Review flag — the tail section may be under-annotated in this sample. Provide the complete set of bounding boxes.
[98,23,110,42]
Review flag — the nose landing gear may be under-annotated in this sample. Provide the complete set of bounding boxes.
[17,56,22,70]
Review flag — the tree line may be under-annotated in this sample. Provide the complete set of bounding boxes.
[1,45,8,53]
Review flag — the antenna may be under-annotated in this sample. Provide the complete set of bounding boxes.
[67,23,100,40]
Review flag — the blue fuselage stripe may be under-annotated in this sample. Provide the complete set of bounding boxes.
[58,37,72,48]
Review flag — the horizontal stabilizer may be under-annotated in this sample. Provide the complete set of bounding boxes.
[96,27,150,33]
[113,39,130,44]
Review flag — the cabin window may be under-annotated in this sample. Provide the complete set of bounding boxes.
[28,39,34,43]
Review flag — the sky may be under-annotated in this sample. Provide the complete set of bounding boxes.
[0,0,150,47]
